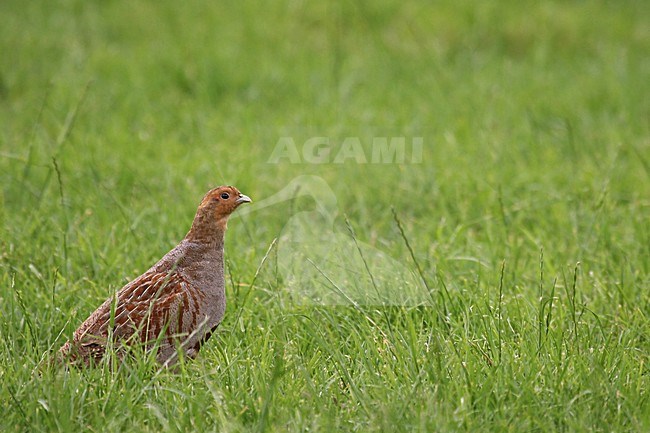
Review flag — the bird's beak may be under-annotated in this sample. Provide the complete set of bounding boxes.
[236,194,252,204]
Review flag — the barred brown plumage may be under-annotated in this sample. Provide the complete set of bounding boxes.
[58,186,251,367]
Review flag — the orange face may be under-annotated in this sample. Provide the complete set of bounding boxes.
[199,185,252,222]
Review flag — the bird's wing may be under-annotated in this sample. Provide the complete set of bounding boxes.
[73,269,202,361]
[111,270,190,338]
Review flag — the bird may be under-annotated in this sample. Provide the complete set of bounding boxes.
[58,185,251,367]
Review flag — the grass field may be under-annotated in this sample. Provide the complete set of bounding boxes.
[1,0,649,431]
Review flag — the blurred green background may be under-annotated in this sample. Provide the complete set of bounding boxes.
[1,0,649,431]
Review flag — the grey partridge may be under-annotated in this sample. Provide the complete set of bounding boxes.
[58,186,251,366]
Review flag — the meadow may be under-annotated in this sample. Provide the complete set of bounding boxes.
[1,0,649,431]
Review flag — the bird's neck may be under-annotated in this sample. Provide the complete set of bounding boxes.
[185,213,228,246]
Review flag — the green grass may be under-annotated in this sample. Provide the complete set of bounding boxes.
[1,0,649,431]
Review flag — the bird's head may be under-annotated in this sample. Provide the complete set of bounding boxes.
[200,185,251,219]
[188,186,251,241]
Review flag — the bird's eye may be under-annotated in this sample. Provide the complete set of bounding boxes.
[220,192,230,200]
